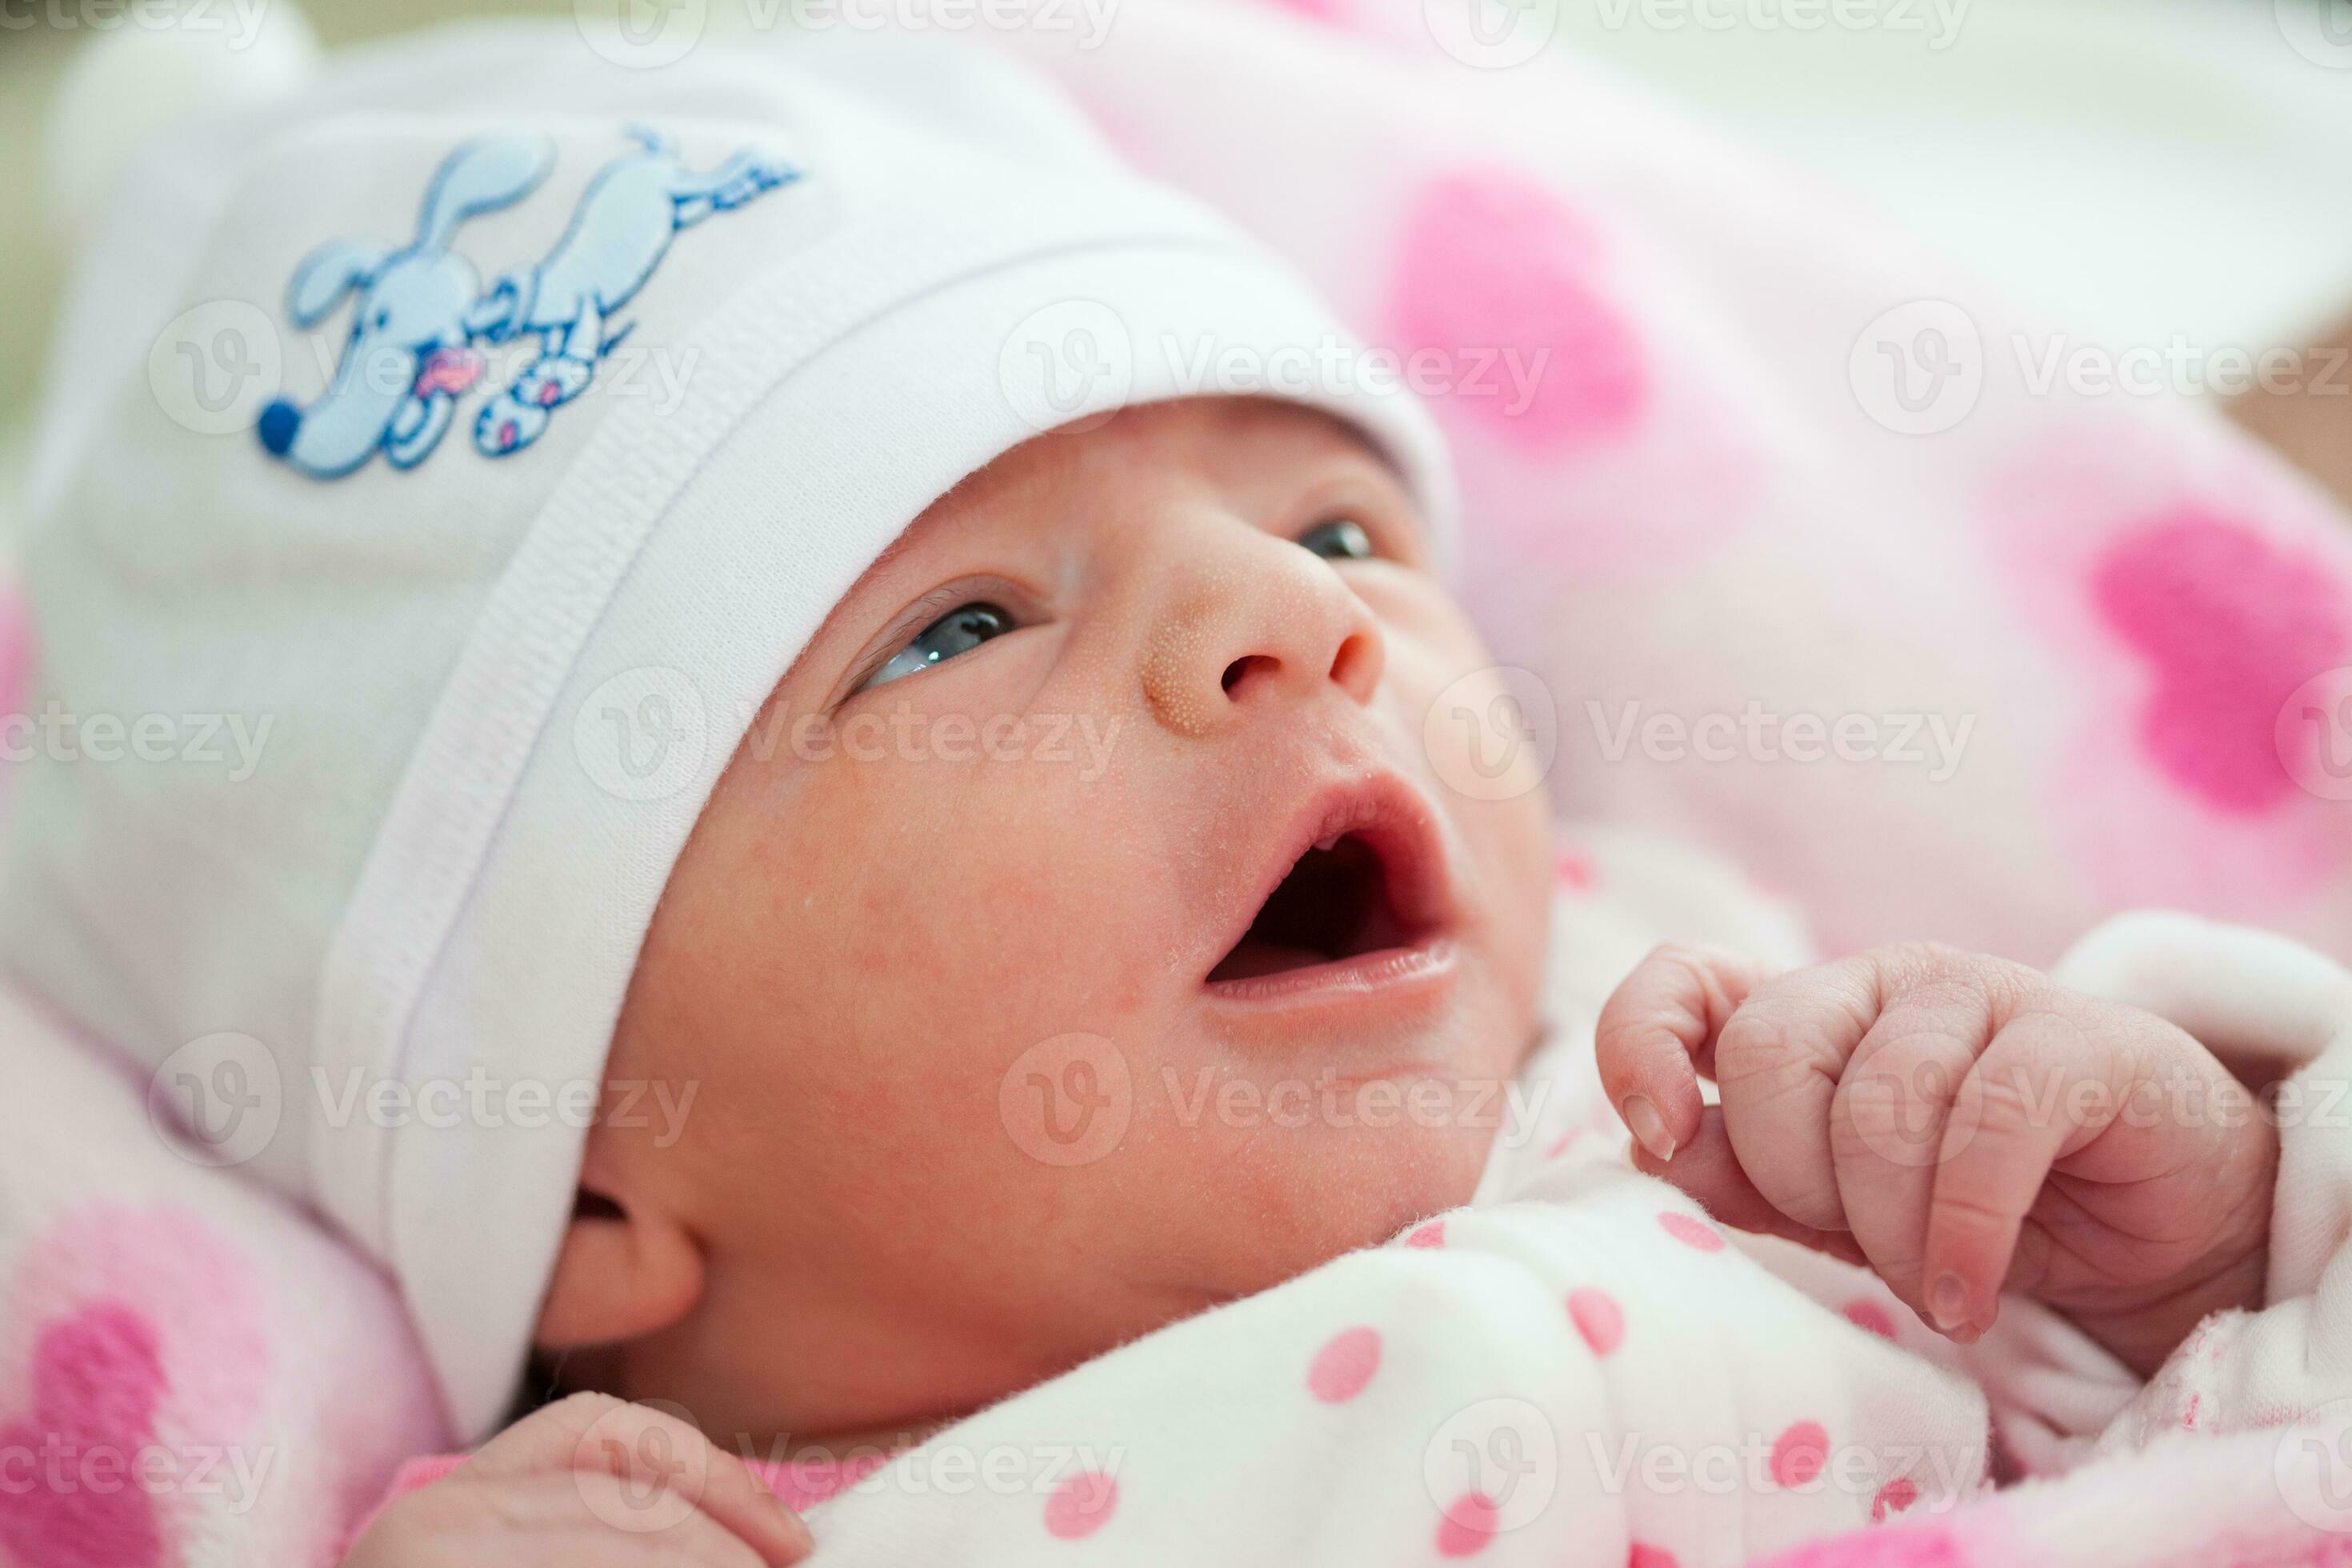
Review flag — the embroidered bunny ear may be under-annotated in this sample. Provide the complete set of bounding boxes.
[38,0,321,249]
[284,237,395,328]
[414,134,555,252]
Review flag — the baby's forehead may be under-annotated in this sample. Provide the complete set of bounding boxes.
[886,398,1402,553]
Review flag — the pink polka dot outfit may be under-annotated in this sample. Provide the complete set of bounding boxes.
[366,854,2352,1565]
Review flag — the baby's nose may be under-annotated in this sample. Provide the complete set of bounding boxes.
[1138,536,1385,738]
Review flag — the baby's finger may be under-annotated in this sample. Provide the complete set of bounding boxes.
[1823,965,2014,1325]
[468,1394,814,1566]
[569,1470,772,1566]
[1709,952,1896,1234]
[347,1471,769,1567]
[1634,1107,1868,1268]
[1917,1010,2125,1342]
[1596,943,1768,1162]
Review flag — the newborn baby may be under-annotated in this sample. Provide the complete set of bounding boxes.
[350,397,2298,1567]
[12,22,2350,1568]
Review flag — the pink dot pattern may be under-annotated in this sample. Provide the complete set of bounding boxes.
[2090,510,2346,817]
[1435,1490,1500,1558]
[1658,1211,1726,1252]
[1406,1220,1446,1249]
[1042,1470,1118,1540]
[1873,1478,1920,1522]
[1842,1301,1898,1342]
[1390,168,1647,454]
[0,1304,168,1568]
[1307,1326,1382,1403]
[1771,1421,1830,1488]
[1569,1288,1625,1357]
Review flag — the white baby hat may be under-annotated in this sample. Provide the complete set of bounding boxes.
[2,15,1453,1438]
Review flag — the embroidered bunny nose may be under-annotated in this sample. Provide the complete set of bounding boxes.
[256,399,300,458]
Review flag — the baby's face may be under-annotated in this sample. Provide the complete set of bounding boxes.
[574,398,1552,1442]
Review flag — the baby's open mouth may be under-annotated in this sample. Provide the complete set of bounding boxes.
[1204,779,1454,995]
[1209,832,1410,982]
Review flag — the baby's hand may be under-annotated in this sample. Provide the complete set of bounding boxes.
[342,1393,813,1567]
[1595,942,2279,1375]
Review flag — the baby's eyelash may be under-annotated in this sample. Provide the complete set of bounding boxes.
[844,581,1028,698]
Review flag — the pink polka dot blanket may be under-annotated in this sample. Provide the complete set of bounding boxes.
[0,982,449,1568]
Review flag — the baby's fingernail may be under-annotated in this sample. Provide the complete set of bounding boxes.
[1928,1272,1968,1330]
[770,1493,814,1558]
[1622,1095,1675,1162]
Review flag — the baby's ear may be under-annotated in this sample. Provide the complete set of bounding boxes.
[533,1135,705,1351]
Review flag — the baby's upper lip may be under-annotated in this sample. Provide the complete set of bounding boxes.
[1199,772,1458,984]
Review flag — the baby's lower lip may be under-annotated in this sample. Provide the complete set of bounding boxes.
[1199,934,1458,1014]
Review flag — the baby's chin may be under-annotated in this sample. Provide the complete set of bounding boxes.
[1159,1112,1499,1302]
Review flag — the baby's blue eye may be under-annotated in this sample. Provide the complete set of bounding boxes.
[1295,518,1374,561]
[861,602,1014,690]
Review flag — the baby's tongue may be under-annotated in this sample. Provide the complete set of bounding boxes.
[1208,935,1327,982]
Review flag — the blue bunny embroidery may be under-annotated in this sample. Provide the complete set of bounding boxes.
[257,128,798,478]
